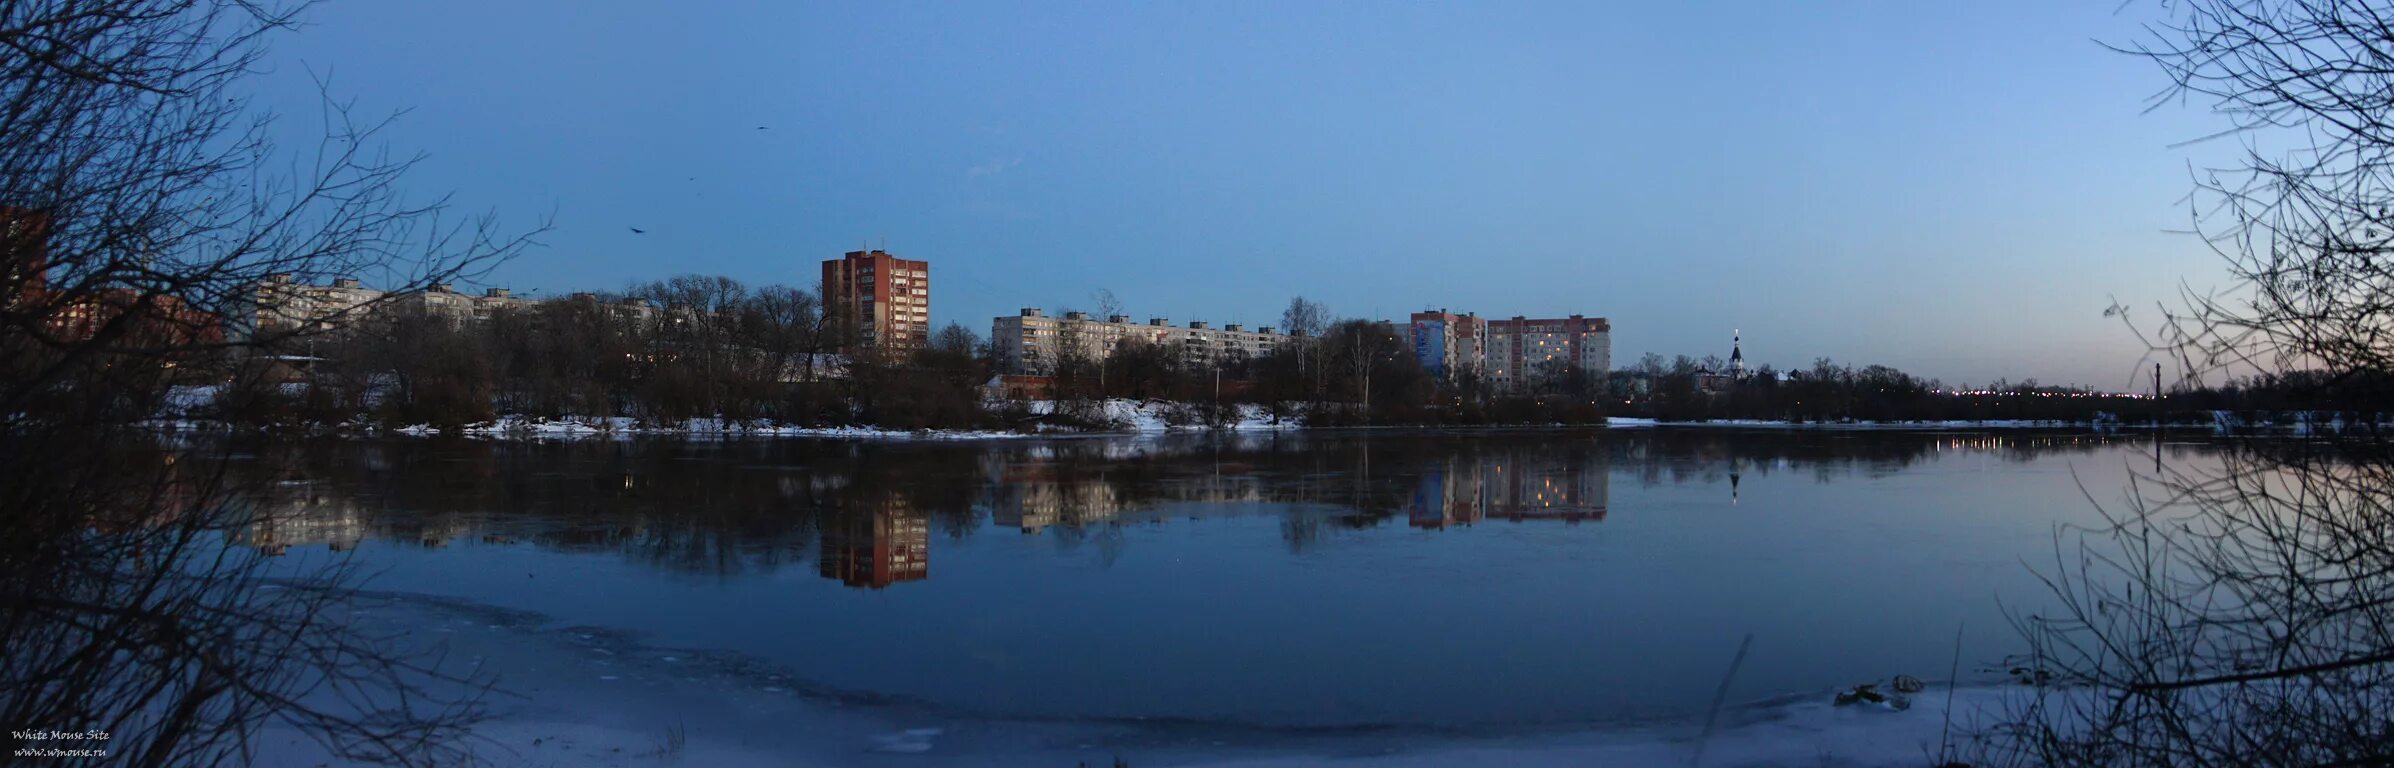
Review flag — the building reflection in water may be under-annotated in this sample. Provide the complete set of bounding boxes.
[219,431,2164,588]
[1410,449,1610,528]
[987,459,1273,533]
[990,467,1122,533]
[1729,454,1741,506]
[238,492,454,555]
[818,499,930,589]
[238,487,372,556]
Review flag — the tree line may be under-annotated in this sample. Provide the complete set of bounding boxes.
[3,1,539,764]
[210,282,2394,432]
[220,274,999,431]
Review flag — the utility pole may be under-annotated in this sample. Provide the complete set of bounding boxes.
[2153,363,2163,425]
[2154,362,2164,473]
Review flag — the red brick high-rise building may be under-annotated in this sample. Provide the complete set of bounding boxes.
[3,206,54,308]
[820,249,930,353]
[1,207,222,351]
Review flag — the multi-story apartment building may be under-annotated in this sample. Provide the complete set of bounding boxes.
[230,274,382,339]
[49,288,222,346]
[405,283,534,325]
[991,308,1293,374]
[1485,314,1611,394]
[231,274,537,339]
[3,206,52,305]
[821,249,929,353]
[1407,309,1486,379]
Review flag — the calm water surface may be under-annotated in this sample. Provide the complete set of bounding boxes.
[236,430,2211,730]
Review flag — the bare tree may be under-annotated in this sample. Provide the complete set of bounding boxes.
[1093,290,1123,395]
[631,275,756,418]
[1282,296,1329,402]
[2001,2,2394,765]
[0,2,535,766]
[1047,307,1106,423]
[742,285,822,380]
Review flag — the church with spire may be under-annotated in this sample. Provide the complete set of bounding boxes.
[1701,329,1750,393]
[1730,329,1746,380]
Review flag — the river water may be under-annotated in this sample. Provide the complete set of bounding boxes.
[229,429,2206,752]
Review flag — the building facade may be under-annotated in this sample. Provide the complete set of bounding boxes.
[821,249,929,354]
[992,308,1292,374]
[49,288,223,347]
[3,206,52,306]
[1484,315,1611,394]
[231,274,538,340]
[1407,309,1486,380]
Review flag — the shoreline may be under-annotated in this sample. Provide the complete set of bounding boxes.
[143,414,2230,440]
[147,388,2310,440]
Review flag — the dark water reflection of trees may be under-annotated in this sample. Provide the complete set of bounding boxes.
[219,430,2209,588]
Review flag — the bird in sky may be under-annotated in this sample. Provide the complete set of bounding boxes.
[628,227,646,234]
[755,126,769,131]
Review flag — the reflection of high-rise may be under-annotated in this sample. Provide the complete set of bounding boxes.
[1411,449,1610,526]
[1489,451,1608,522]
[238,492,375,555]
[988,460,1275,532]
[818,499,929,589]
[990,470,1121,533]
[1408,461,1485,529]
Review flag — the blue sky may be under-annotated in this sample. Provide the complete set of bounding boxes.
[249,1,2238,388]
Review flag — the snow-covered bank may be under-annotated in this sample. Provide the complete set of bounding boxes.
[1025,399,1303,433]
[429,415,1025,441]
[151,386,1321,439]
[153,385,1221,439]
[1658,418,2086,430]
[1637,410,2394,433]
[255,591,2032,768]
[392,400,1305,440]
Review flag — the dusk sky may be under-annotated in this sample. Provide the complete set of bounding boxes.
[250,1,2238,389]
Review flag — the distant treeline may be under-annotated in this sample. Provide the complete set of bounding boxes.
[1624,353,2394,425]
[1624,355,2150,423]
[219,275,994,431]
[207,276,2386,432]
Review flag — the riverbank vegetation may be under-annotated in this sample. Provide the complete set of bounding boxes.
[1980,2,2394,766]
[0,1,540,765]
[203,287,1619,432]
[193,287,2390,435]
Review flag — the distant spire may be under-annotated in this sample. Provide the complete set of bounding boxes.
[1730,329,1746,378]
[1730,454,1741,505]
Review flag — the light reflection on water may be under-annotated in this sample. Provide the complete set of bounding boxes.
[224,430,2211,727]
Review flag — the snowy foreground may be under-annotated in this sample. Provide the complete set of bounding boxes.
[255,593,2030,768]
